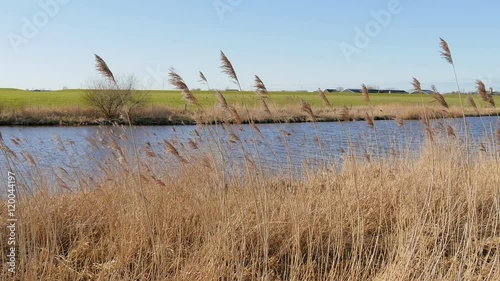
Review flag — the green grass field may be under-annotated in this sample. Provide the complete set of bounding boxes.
[0,88,498,109]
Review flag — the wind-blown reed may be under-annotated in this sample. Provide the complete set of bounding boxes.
[220,51,242,91]
[94,54,117,86]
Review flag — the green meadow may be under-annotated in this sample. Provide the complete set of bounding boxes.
[0,88,498,109]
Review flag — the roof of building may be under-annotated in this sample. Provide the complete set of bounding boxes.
[340,88,408,94]
[409,90,436,95]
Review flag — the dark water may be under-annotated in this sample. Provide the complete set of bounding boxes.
[0,117,498,193]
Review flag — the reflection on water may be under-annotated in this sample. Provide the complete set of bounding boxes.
[0,117,498,193]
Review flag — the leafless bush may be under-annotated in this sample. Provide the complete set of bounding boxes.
[83,76,149,119]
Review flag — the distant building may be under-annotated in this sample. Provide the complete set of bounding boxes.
[378,89,408,94]
[324,89,340,93]
[409,90,436,95]
[339,88,408,94]
[341,88,363,93]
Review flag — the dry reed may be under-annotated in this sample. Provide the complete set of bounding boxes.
[439,37,453,64]
[365,112,374,128]
[220,51,242,91]
[3,142,500,280]
[318,88,332,107]
[94,54,117,85]
[477,80,496,107]
[339,106,350,122]
[254,75,270,98]
[254,76,272,116]
[431,85,449,108]
[198,71,210,89]
[300,99,316,122]
[361,84,370,102]
[168,68,200,107]
[468,96,478,109]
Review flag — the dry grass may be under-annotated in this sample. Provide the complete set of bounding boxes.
[1,139,500,280]
[1,103,499,126]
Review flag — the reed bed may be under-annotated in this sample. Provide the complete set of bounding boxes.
[1,137,500,280]
[1,104,499,126]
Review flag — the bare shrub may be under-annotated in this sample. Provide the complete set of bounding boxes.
[83,76,149,119]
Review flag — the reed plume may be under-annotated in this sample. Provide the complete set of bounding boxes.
[446,125,456,138]
[439,38,467,129]
[250,121,264,139]
[412,77,429,124]
[476,80,495,107]
[228,106,242,125]
[479,143,487,153]
[215,90,242,124]
[254,75,272,115]
[0,132,16,158]
[425,126,434,142]
[260,98,272,116]
[94,54,117,86]
[168,68,188,91]
[439,37,453,64]
[318,88,332,107]
[467,96,478,112]
[228,130,241,144]
[21,152,35,166]
[395,116,404,126]
[198,71,210,90]
[55,175,72,192]
[431,85,449,108]
[411,78,422,92]
[188,139,198,150]
[254,75,269,98]
[163,140,188,163]
[339,106,350,122]
[215,90,228,109]
[477,80,488,101]
[300,99,317,122]
[220,51,242,91]
[361,84,370,102]
[168,68,200,107]
[365,112,374,129]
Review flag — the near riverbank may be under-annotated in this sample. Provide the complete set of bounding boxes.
[0,104,498,126]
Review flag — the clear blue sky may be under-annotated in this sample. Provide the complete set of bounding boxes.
[1,0,499,92]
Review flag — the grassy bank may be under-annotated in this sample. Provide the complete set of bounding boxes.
[0,88,499,126]
[2,88,499,108]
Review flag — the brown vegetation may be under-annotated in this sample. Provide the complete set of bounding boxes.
[1,136,499,280]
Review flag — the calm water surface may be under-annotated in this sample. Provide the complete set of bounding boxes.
[0,117,498,193]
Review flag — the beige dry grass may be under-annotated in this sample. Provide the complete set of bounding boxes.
[1,102,499,126]
[1,139,499,280]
